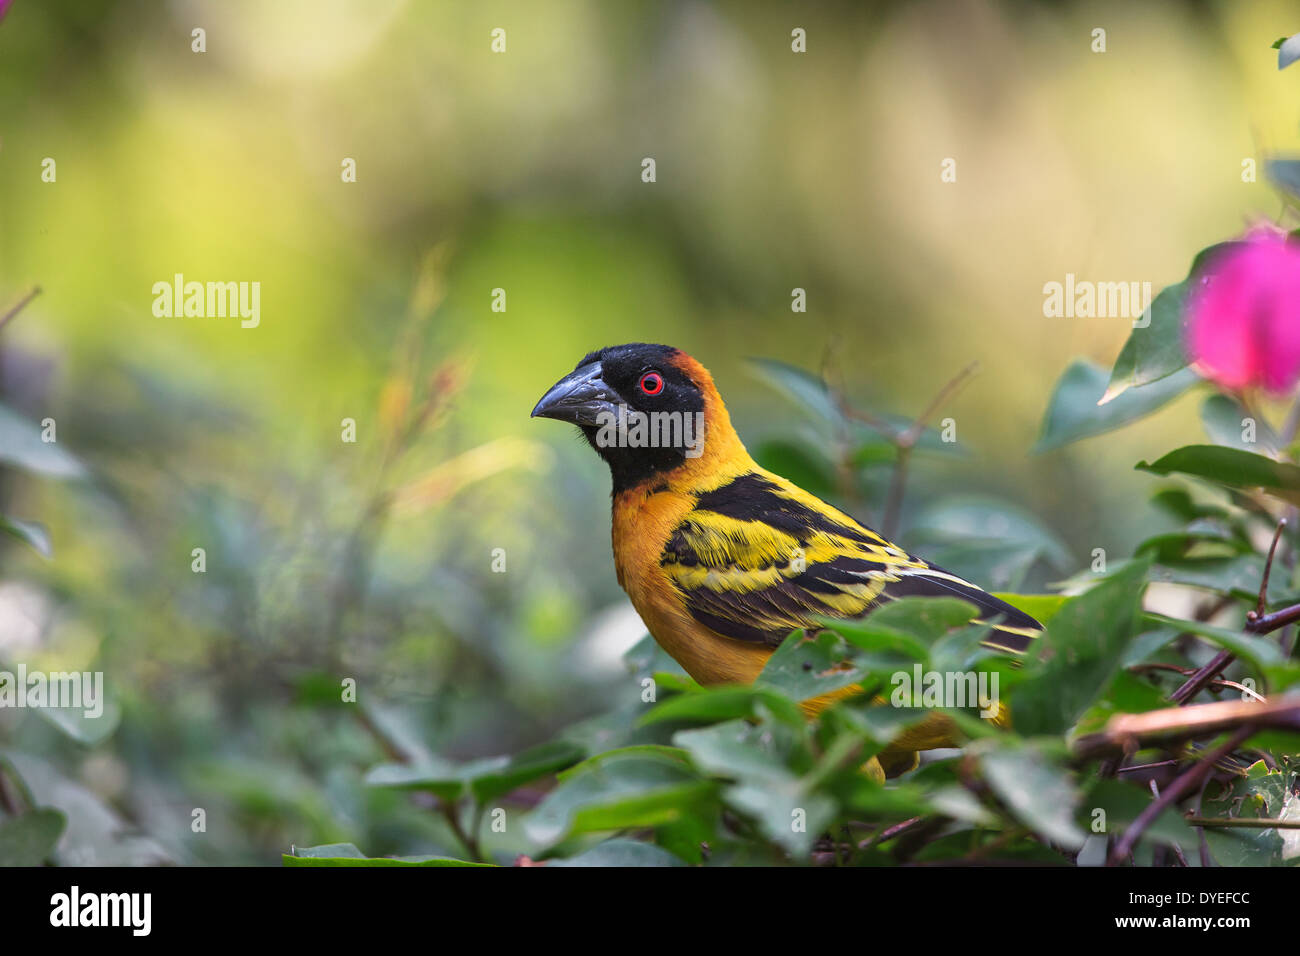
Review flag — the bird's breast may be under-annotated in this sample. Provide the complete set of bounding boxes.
[611,483,771,686]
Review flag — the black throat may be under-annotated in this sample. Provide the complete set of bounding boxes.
[581,426,691,494]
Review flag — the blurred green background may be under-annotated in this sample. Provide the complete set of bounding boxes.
[0,0,1297,864]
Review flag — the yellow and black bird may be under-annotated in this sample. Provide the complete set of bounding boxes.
[532,343,1041,776]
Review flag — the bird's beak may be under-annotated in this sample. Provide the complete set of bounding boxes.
[531,361,622,426]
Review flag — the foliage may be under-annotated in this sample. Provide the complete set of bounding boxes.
[6,222,1300,868]
[2,7,1300,871]
[281,220,1299,865]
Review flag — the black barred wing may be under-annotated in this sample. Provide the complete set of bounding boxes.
[660,472,1040,652]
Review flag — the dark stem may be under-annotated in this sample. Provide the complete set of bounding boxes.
[1244,600,1300,635]
[441,801,484,863]
[1253,519,1287,616]
[880,362,979,540]
[857,815,926,850]
[1171,523,1292,705]
[1128,663,1262,700]
[881,444,912,541]
[0,286,41,335]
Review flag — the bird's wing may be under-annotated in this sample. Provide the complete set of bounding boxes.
[660,471,1040,652]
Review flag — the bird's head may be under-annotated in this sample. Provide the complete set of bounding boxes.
[531,343,745,491]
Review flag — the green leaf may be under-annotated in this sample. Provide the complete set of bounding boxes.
[1103,243,1238,402]
[991,593,1068,627]
[1083,780,1198,851]
[1144,614,1284,672]
[1201,394,1279,454]
[1013,558,1150,736]
[823,617,929,664]
[675,719,801,786]
[1150,486,1233,523]
[1035,360,1197,453]
[1102,283,1189,402]
[638,684,804,727]
[1202,826,1286,867]
[1121,627,1180,668]
[1135,520,1245,563]
[675,719,830,855]
[1199,763,1294,865]
[834,702,952,752]
[468,741,585,804]
[524,749,713,847]
[854,596,981,643]
[908,496,1073,589]
[755,629,866,702]
[3,752,175,865]
[622,632,688,680]
[1072,670,1170,735]
[547,838,686,867]
[753,439,837,499]
[363,757,471,801]
[926,784,997,826]
[927,623,1003,677]
[746,358,960,457]
[289,841,365,858]
[364,740,583,804]
[283,843,491,866]
[0,404,86,478]
[557,745,692,781]
[38,700,122,746]
[0,808,66,866]
[0,516,52,558]
[746,358,843,426]
[1137,445,1300,504]
[1148,554,1296,605]
[977,741,1087,850]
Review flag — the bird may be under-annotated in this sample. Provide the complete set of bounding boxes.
[532,343,1041,778]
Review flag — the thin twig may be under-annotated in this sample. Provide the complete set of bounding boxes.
[902,362,981,448]
[1116,760,1178,775]
[1171,519,1289,705]
[0,768,20,816]
[1195,775,1213,867]
[441,801,484,863]
[1072,696,1300,761]
[1250,519,1288,619]
[1242,600,1300,635]
[857,815,926,850]
[1184,816,1300,829]
[834,393,899,440]
[1169,649,1234,705]
[0,286,40,335]
[1147,780,1188,866]
[1128,663,1265,701]
[872,362,978,539]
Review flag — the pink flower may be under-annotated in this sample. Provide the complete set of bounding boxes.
[0,0,12,22]
[1186,229,1300,394]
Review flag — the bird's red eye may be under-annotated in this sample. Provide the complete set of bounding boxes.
[638,371,664,396]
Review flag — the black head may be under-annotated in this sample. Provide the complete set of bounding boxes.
[531,343,708,491]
